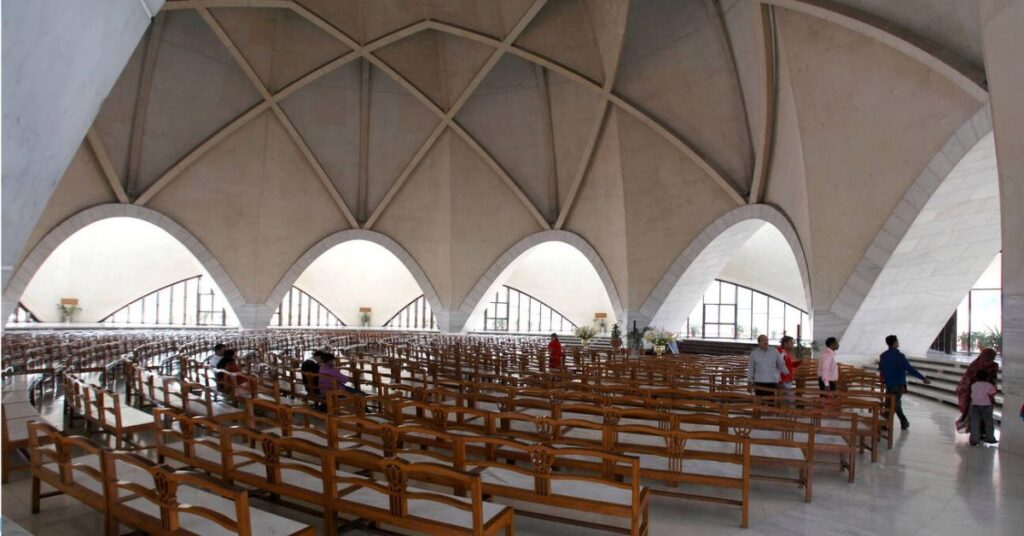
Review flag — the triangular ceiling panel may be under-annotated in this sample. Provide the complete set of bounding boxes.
[447,129,546,307]
[367,65,441,217]
[93,31,148,188]
[211,7,350,93]
[614,108,737,308]
[278,60,362,217]
[375,29,494,111]
[426,0,512,39]
[581,0,629,82]
[546,70,605,213]
[457,55,552,220]
[23,143,119,262]
[137,9,263,195]
[614,0,753,189]
[297,0,426,45]
[516,0,605,85]
[373,130,454,306]
[149,111,348,304]
[563,108,628,305]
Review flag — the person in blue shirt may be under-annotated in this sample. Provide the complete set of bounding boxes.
[878,335,931,429]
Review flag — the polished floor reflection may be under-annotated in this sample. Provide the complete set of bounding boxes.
[2,395,1019,535]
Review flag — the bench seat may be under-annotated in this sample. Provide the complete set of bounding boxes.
[122,485,311,536]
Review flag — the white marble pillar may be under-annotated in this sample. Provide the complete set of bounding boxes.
[979,0,1024,454]
[1,0,163,289]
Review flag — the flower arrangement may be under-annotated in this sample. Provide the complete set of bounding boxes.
[574,325,598,341]
[57,303,82,322]
[643,327,677,346]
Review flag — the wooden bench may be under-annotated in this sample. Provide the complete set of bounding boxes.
[3,373,64,482]
[28,422,108,515]
[457,435,650,535]
[103,449,315,535]
[609,424,751,528]
[322,448,515,535]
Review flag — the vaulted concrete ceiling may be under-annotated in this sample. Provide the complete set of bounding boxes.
[19,0,992,331]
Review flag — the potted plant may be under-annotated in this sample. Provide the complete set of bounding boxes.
[609,323,623,350]
[688,325,701,338]
[643,327,678,356]
[57,300,81,323]
[574,325,598,350]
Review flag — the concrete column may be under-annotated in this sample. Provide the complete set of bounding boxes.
[979,0,1024,454]
[1,0,163,288]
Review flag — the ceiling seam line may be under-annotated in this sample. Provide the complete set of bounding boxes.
[198,6,360,229]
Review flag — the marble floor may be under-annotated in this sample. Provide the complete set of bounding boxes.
[2,394,1020,535]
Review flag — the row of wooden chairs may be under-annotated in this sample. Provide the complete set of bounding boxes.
[27,421,315,535]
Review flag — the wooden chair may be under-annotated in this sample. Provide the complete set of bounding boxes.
[609,424,751,528]
[102,449,314,536]
[28,422,107,515]
[457,435,650,535]
[321,448,515,535]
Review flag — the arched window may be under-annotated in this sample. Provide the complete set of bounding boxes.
[481,285,576,333]
[270,286,345,328]
[686,279,810,343]
[102,275,230,326]
[384,295,436,330]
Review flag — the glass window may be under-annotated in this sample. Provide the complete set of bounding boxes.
[720,282,736,305]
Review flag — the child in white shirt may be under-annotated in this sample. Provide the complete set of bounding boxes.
[969,369,998,446]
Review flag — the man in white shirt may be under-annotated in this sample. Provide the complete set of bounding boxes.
[818,337,840,391]
[748,335,788,398]
[205,343,227,367]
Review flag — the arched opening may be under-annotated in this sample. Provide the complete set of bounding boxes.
[11,217,240,326]
[840,133,1001,362]
[641,205,812,344]
[269,239,435,329]
[464,241,618,334]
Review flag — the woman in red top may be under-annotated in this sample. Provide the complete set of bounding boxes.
[777,336,802,387]
[547,333,563,370]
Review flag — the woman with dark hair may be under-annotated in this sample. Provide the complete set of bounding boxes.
[956,348,999,433]
[318,352,361,396]
[215,349,247,390]
[547,333,563,370]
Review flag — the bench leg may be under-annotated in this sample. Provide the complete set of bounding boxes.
[31,476,41,513]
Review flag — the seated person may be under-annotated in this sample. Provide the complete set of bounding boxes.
[206,343,226,367]
[300,350,323,398]
[215,349,247,391]
[317,352,362,397]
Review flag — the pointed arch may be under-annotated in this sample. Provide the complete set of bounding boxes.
[2,203,246,324]
[455,230,624,333]
[638,204,811,331]
[831,108,1000,361]
[263,229,443,329]
[814,105,993,349]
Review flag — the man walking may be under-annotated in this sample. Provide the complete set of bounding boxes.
[748,335,789,398]
[878,335,931,429]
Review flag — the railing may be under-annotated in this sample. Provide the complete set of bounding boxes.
[270,286,345,328]
[384,295,435,330]
[101,275,228,326]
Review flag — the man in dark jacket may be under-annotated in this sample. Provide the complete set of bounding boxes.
[878,335,931,429]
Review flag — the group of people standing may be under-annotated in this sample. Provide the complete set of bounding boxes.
[747,334,840,397]
[748,333,999,443]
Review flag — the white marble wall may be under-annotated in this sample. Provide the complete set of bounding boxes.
[839,134,1001,363]
[979,0,1024,456]
[1,0,162,289]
